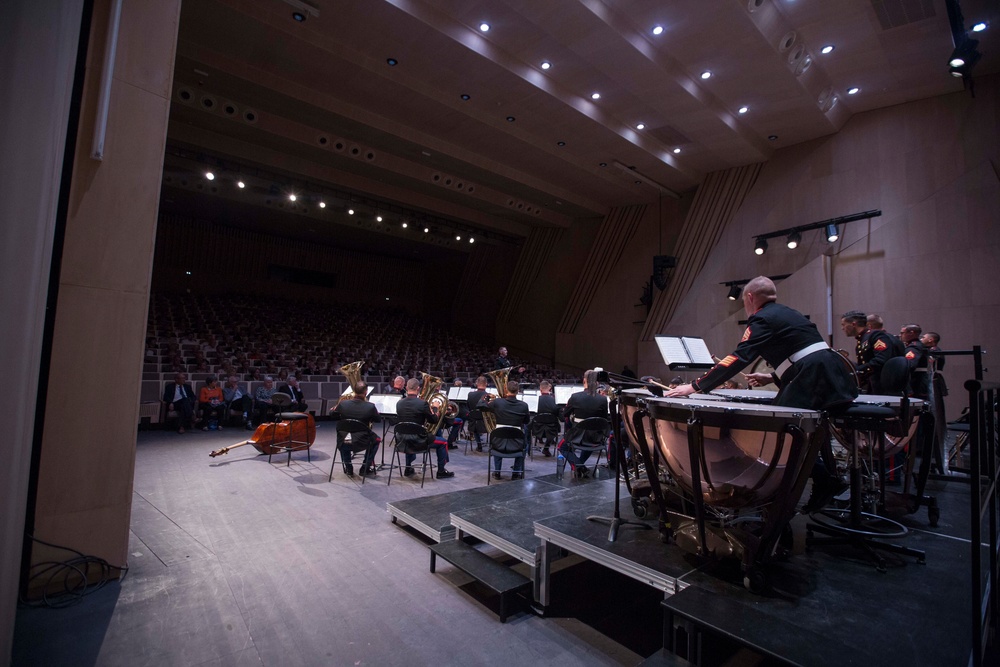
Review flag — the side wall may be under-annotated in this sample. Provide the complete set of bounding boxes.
[28,0,183,592]
[642,74,1000,417]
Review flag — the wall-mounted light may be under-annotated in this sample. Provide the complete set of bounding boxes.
[752,210,880,255]
[727,285,742,300]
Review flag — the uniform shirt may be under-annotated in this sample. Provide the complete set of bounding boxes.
[466,389,488,412]
[561,391,610,445]
[334,397,380,449]
[903,339,931,399]
[536,393,559,417]
[479,396,530,427]
[395,396,435,426]
[855,328,898,392]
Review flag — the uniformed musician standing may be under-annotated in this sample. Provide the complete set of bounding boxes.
[667,276,857,512]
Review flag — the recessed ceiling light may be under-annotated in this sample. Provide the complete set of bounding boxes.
[847,87,860,95]
[288,193,297,202]
[479,22,490,32]
[469,237,475,243]
[540,61,551,70]
[204,171,215,180]
[376,215,383,222]
[591,92,601,100]
[348,208,355,215]
[460,94,470,101]
[506,116,515,122]
[652,25,664,36]
[291,11,306,22]
[672,148,681,154]
[700,71,712,80]
[599,162,607,167]
[738,106,749,114]
[236,180,245,189]
[386,58,398,66]
[768,135,778,141]
[821,45,835,54]
[950,56,965,67]
[634,180,642,185]
[455,235,462,241]
[423,227,429,233]
[557,141,566,146]
[318,201,326,208]
[401,222,408,228]
[636,123,645,130]
[971,22,987,32]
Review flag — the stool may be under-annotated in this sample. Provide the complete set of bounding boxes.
[807,403,925,571]
[267,411,312,466]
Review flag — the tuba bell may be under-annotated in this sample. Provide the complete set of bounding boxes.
[331,360,365,412]
[418,371,450,434]
[482,368,511,432]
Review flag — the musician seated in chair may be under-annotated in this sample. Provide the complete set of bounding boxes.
[667,276,858,513]
[396,378,453,479]
[531,380,561,457]
[252,376,278,425]
[558,370,610,479]
[465,376,490,452]
[162,372,196,434]
[198,375,225,431]
[278,375,308,413]
[332,380,380,476]
[480,380,531,480]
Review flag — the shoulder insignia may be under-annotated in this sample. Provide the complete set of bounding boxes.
[905,351,915,359]
[873,340,887,351]
[741,328,751,342]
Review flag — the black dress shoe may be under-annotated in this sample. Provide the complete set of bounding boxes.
[359,465,376,476]
[403,466,415,477]
[476,445,484,452]
[492,472,502,480]
[511,472,523,480]
[437,469,455,478]
[542,447,552,458]
[344,464,354,477]
[575,465,589,479]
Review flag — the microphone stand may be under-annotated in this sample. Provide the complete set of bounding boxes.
[587,373,654,542]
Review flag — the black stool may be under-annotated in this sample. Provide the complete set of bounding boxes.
[267,411,312,466]
[807,403,925,571]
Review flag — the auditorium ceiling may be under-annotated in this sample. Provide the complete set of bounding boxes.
[162,0,998,251]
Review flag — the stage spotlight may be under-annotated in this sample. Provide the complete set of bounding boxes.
[376,215,383,222]
[204,171,215,180]
[825,223,840,242]
[786,231,801,249]
[318,201,326,208]
[423,227,429,233]
[455,235,461,241]
[727,285,742,300]
[754,237,767,255]
[401,222,408,228]
[348,208,355,215]
[469,237,475,243]
[236,180,245,189]
[289,193,297,202]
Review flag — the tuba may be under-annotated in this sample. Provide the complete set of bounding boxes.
[418,371,450,434]
[331,360,365,412]
[482,368,511,432]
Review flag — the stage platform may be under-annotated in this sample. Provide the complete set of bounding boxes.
[390,468,988,665]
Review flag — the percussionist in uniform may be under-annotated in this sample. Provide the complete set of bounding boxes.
[558,369,611,479]
[841,311,898,394]
[667,276,858,512]
[395,378,453,479]
[331,380,380,477]
[479,380,530,480]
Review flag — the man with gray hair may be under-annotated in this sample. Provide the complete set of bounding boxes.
[278,375,308,412]
[668,276,858,512]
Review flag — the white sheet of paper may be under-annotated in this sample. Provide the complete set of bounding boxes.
[682,337,715,365]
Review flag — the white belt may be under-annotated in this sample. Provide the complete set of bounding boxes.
[914,368,929,373]
[775,341,830,377]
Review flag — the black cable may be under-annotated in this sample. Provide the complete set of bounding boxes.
[18,534,129,609]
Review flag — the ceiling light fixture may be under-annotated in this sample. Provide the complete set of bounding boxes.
[727,284,743,300]
[204,171,215,180]
[599,162,607,167]
[291,11,306,22]
[288,193,297,202]
[821,45,835,54]
[825,223,840,242]
[786,230,801,249]
[971,22,987,32]
[460,93,470,100]
[847,87,860,95]
[386,58,398,66]
[505,116,515,122]
[376,215,383,222]
[700,71,712,79]
[768,135,778,141]
[423,227,429,233]
[401,222,408,228]
[738,106,749,114]
[479,22,490,32]
[557,141,566,146]
[236,180,245,189]
[469,237,475,243]
[455,235,461,241]
[540,61,551,70]
[672,148,681,154]
[318,201,326,208]
[753,210,880,255]
[636,123,645,130]
[652,25,664,36]
[348,208,355,215]
[754,237,768,255]
[591,92,601,100]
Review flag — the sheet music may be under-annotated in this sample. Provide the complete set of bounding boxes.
[522,395,539,412]
[368,393,399,415]
[682,337,715,365]
[554,384,584,404]
[448,386,472,400]
[655,336,691,365]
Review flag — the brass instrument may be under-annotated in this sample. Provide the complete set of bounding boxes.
[418,371,450,434]
[481,368,511,432]
[331,360,365,412]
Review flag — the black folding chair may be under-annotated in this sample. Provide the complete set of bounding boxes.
[563,417,610,478]
[488,425,527,484]
[387,421,433,488]
[330,418,377,484]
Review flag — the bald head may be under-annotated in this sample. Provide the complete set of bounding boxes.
[742,276,776,315]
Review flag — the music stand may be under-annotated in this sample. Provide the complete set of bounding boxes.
[586,372,653,542]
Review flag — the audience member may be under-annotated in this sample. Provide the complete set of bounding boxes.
[162,372,196,434]
[198,375,225,430]
[223,375,252,430]
[278,375,308,412]
[253,376,277,425]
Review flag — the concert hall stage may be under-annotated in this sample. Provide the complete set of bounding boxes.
[389,474,982,666]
